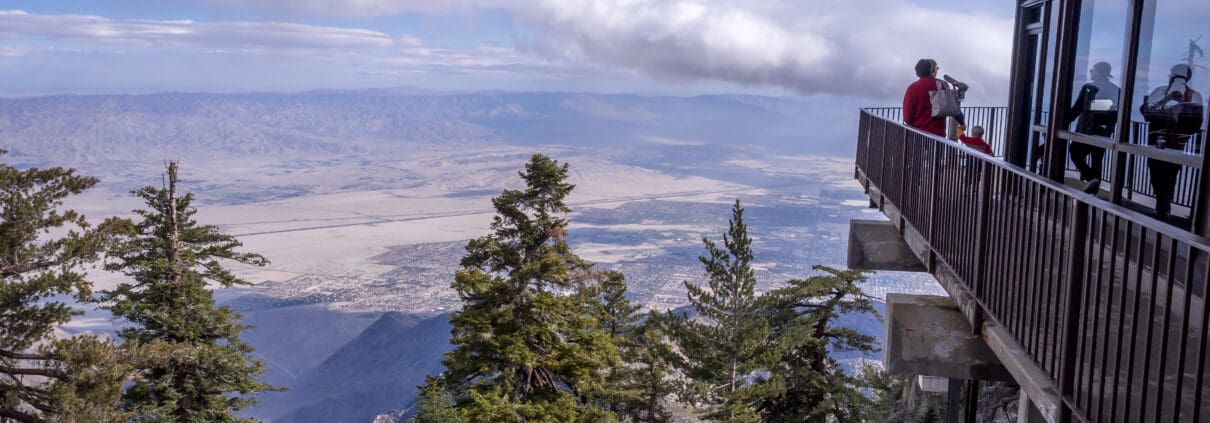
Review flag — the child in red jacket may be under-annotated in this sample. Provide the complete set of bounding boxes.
[958,126,993,155]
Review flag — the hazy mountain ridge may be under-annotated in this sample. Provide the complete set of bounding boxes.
[0,90,856,166]
[253,312,452,423]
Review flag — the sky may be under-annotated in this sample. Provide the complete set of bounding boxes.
[0,0,1016,103]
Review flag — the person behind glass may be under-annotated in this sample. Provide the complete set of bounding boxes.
[904,58,948,138]
[1065,61,1121,195]
[1140,64,1204,222]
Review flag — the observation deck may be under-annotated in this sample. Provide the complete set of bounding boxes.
[855,106,1209,422]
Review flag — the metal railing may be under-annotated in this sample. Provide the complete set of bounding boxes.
[863,106,1009,157]
[1066,121,1205,210]
[867,106,1207,214]
[857,109,1210,422]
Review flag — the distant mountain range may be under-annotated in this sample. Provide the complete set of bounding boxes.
[249,310,451,423]
[0,90,857,165]
[240,303,881,423]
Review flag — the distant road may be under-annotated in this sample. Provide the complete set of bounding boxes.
[231,184,804,238]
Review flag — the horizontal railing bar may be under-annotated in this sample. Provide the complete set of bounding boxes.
[1058,130,1117,150]
[861,108,1210,249]
[1114,143,1203,168]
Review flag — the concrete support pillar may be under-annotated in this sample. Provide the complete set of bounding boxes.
[946,378,962,423]
[1017,391,1046,423]
[847,220,926,272]
[884,294,1012,381]
[963,379,980,423]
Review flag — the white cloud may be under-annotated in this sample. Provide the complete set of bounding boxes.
[0,9,394,49]
[210,0,486,18]
[3,2,1016,100]
[507,0,1013,100]
[206,0,1015,100]
[0,45,29,57]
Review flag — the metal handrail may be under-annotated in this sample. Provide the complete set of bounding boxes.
[863,108,1209,247]
[867,106,1208,212]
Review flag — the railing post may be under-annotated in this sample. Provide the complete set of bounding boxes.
[1057,198,1089,422]
[988,110,999,153]
[900,127,910,205]
[880,119,890,192]
[972,160,995,298]
[927,139,941,272]
[856,112,866,180]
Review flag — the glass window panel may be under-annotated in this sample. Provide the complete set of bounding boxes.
[1069,0,1128,140]
[1037,3,1057,126]
[1025,5,1043,25]
[1126,0,1208,220]
[1128,0,1208,154]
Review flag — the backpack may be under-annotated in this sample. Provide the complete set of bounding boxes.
[930,80,963,118]
[1142,85,1201,133]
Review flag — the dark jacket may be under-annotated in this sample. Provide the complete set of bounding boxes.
[1066,79,1120,137]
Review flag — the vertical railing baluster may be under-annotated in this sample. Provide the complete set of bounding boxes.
[1140,230,1164,422]
[1171,245,1197,423]
[1192,254,1210,423]
[928,140,941,266]
[1058,198,1088,422]
[1155,237,1179,423]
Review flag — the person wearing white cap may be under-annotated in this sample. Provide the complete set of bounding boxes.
[1140,63,1205,222]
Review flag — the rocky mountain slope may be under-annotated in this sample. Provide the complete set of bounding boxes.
[252,312,452,423]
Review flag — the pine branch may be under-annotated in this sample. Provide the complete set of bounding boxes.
[0,407,42,423]
[0,365,67,380]
[0,260,61,278]
[0,349,57,361]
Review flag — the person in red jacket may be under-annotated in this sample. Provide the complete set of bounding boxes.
[958,126,992,189]
[958,126,993,155]
[903,59,948,137]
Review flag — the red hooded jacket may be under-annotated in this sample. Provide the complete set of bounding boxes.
[903,76,947,137]
[958,136,993,155]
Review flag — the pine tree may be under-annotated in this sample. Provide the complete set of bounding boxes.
[440,154,618,421]
[597,271,641,343]
[667,200,769,423]
[754,265,880,422]
[595,272,675,422]
[624,317,679,423]
[0,150,131,422]
[102,162,277,422]
[409,381,466,423]
[861,363,909,422]
[918,406,941,423]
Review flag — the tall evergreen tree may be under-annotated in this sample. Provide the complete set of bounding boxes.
[409,381,466,423]
[440,154,618,421]
[0,150,131,422]
[595,272,675,423]
[861,363,909,422]
[754,265,879,422]
[668,200,770,423]
[103,162,277,422]
[918,407,941,423]
[623,317,679,423]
